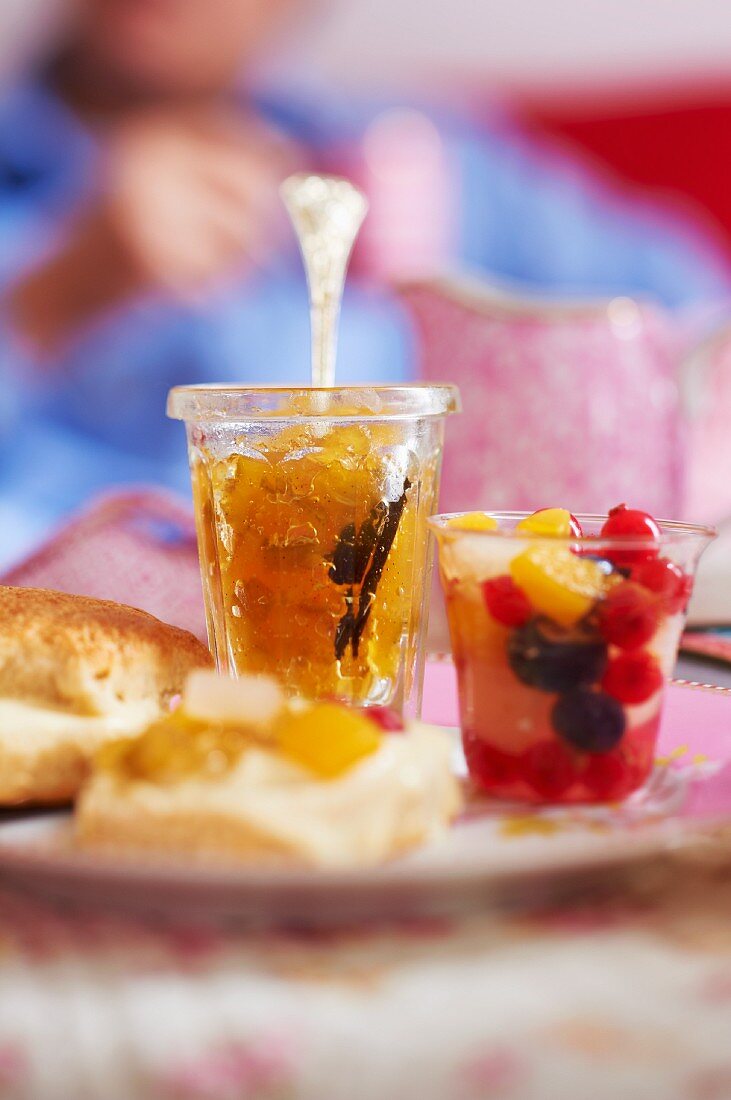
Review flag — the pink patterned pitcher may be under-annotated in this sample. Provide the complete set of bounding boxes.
[400,278,684,518]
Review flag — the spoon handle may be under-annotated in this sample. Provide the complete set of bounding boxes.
[281,174,368,388]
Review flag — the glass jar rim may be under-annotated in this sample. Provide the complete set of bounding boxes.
[428,511,717,550]
[167,383,461,422]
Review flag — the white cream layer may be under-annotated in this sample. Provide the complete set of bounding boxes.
[77,723,462,868]
[0,699,160,803]
[0,699,157,745]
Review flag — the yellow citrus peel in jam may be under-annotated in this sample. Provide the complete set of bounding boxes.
[95,711,267,784]
[95,671,384,785]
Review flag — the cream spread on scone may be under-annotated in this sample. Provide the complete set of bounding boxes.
[76,672,461,867]
[0,699,160,805]
[0,699,157,740]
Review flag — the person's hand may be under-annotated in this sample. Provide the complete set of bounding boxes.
[97,108,296,297]
[10,108,298,352]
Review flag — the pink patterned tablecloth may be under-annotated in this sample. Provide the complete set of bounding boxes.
[1,668,731,1100]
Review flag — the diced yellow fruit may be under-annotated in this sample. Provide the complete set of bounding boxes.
[447,513,498,532]
[516,508,575,538]
[510,546,606,627]
[182,670,284,727]
[276,703,381,779]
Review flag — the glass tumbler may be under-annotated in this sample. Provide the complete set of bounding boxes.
[429,511,715,803]
[168,385,459,716]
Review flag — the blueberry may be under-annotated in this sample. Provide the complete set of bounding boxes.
[551,689,626,753]
[583,555,617,576]
[582,554,633,581]
[585,553,631,579]
[507,618,608,693]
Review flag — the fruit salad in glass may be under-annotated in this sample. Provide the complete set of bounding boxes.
[429,507,714,804]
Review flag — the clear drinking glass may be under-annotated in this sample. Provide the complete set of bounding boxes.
[168,385,459,716]
[429,511,715,803]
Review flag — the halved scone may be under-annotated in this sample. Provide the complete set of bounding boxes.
[77,672,462,867]
[0,586,212,804]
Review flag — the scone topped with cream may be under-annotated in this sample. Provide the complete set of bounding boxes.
[0,586,212,804]
[77,671,461,868]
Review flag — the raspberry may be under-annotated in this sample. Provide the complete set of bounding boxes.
[463,732,519,791]
[523,740,576,799]
[583,751,632,800]
[601,651,663,704]
[482,575,531,627]
[632,557,690,614]
[367,707,405,732]
[598,582,660,650]
[600,503,661,566]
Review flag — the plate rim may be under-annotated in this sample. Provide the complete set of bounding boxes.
[0,679,728,911]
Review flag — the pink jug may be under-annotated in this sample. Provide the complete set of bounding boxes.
[400,277,684,518]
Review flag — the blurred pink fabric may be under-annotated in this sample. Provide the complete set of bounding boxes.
[684,323,731,523]
[0,490,206,639]
[5,295,731,639]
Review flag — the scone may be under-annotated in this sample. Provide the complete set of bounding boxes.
[0,586,212,804]
[76,672,462,868]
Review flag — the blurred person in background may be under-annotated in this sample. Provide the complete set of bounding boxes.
[0,0,728,566]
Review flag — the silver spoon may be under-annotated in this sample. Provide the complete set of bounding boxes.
[281,173,368,388]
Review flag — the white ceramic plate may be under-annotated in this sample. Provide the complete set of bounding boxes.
[0,732,714,925]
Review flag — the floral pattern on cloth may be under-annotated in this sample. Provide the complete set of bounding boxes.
[0,1047,27,1096]
[152,1036,298,1100]
[0,868,731,1100]
[1,679,731,1099]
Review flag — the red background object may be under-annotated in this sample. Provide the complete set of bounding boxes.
[515,82,731,252]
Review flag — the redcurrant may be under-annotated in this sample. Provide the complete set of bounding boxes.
[367,707,405,732]
[598,582,660,650]
[523,739,576,800]
[633,557,690,615]
[583,751,632,800]
[463,732,519,791]
[568,513,584,538]
[601,651,663,705]
[600,503,661,566]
